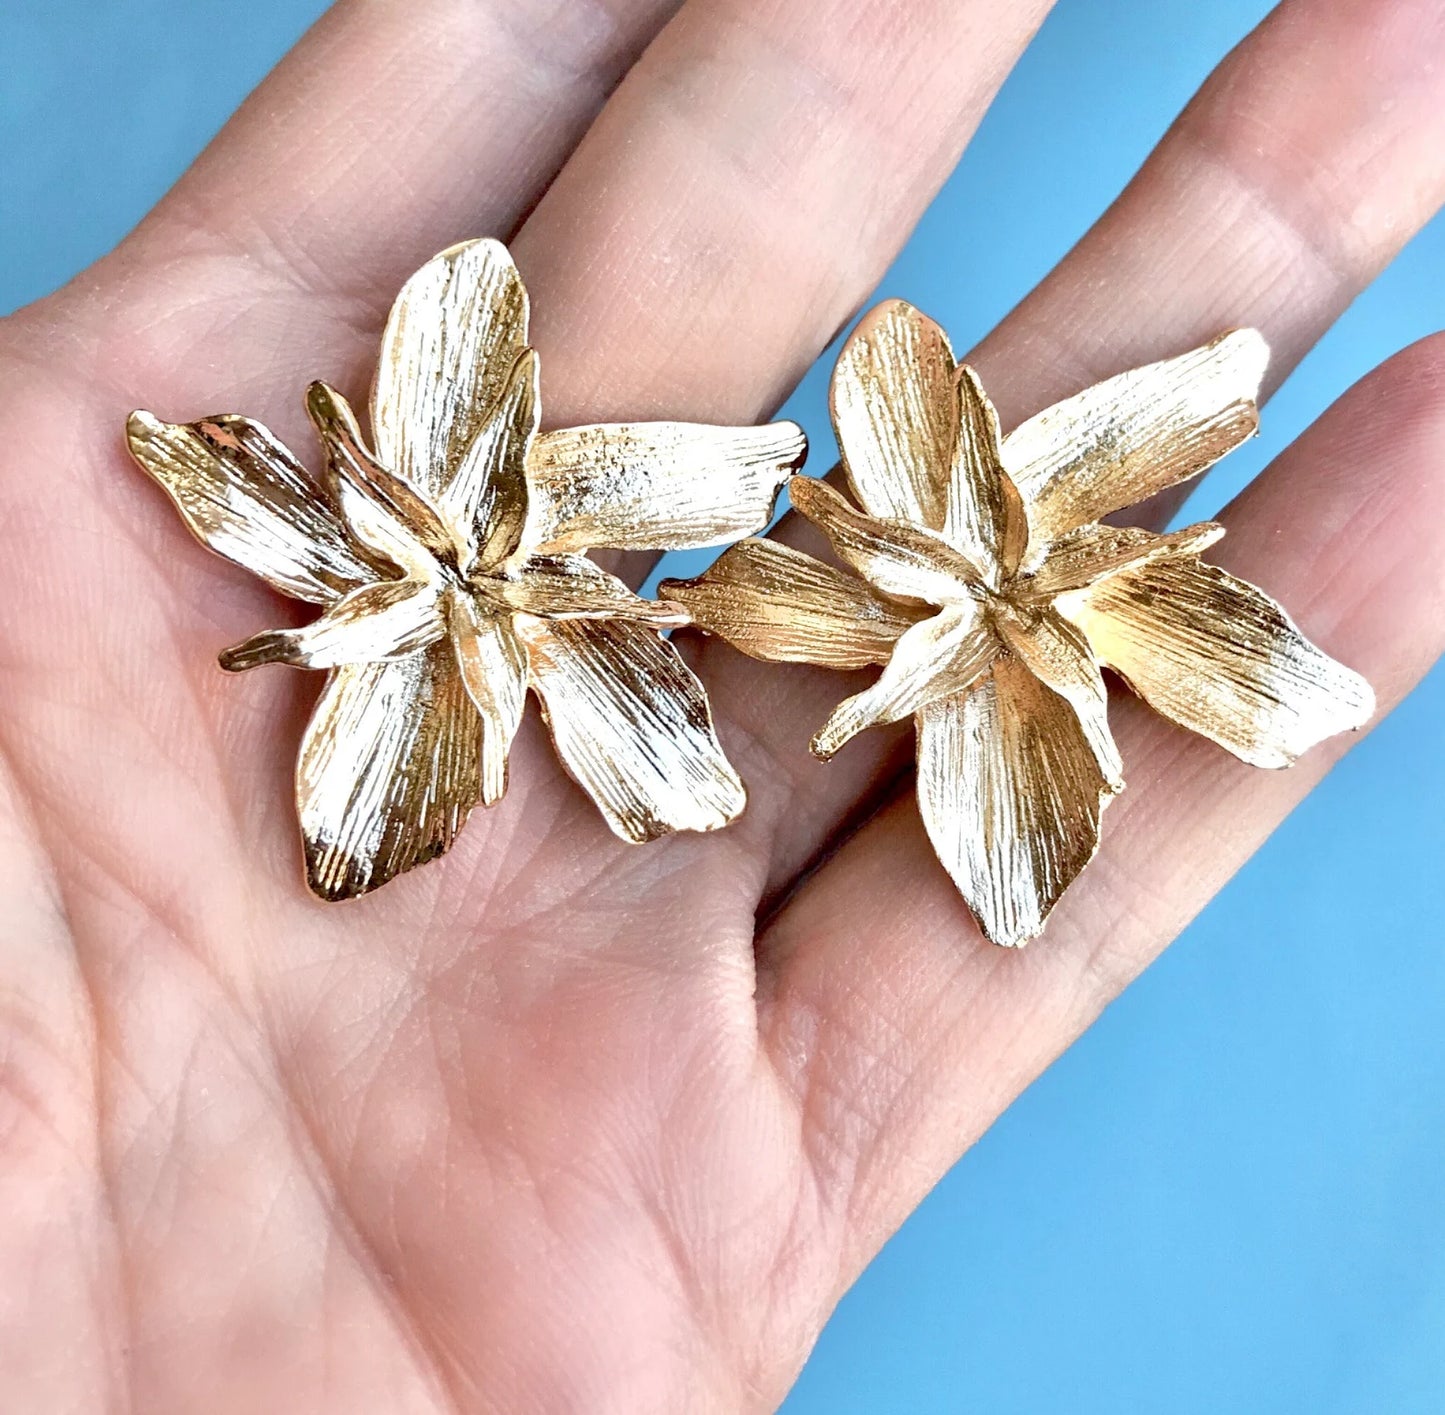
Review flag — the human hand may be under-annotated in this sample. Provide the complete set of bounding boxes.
[2,0,1444,1410]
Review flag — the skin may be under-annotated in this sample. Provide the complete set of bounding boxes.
[1,0,1444,1408]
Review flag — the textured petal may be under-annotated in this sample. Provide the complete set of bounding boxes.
[916,659,1113,948]
[444,349,538,573]
[126,410,374,604]
[306,382,451,573]
[497,554,686,627]
[994,604,1123,790]
[1019,521,1224,600]
[297,642,482,899]
[516,618,745,841]
[943,366,1028,583]
[446,590,528,806]
[523,420,805,554]
[811,602,996,759]
[1064,555,1374,768]
[660,538,925,669]
[371,239,530,502]
[789,476,982,605]
[220,579,444,672]
[831,300,956,529]
[1003,330,1269,551]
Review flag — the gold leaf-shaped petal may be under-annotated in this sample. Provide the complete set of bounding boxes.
[126,410,375,604]
[500,554,686,626]
[811,602,996,759]
[445,349,538,574]
[994,604,1123,790]
[943,365,1027,584]
[221,578,444,673]
[306,382,451,574]
[297,642,482,900]
[661,538,925,669]
[446,589,528,806]
[1004,330,1269,554]
[1064,554,1374,768]
[372,239,529,502]
[516,617,745,841]
[1018,521,1224,601]
[523,420,805,554]
[831,299,956,530]
[916,659,1114,948]
[789,475,983,605]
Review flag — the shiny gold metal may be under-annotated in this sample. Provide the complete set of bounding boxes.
[128,239,805,899]
[664,302,1373,947]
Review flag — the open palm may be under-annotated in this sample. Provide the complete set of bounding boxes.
[3,0,1444,1409]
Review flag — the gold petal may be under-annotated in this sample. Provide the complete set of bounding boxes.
[916,659,1114,948]
[306,382,451,573]
[811,603,996,759]
[660,538,925,670]
[943,365,1028,584]
[1018,520,1224,601]
[499,554,687,627]
[1003,329,1269,552]
[523,420,805,554]
[1065,555,1375,768]
[788,475,983,605]
[220,579,444,673]
[446,589,528,806]
[445,349,538,573]
[297,641,482,900]
[125,410,374,604]
[994,604,1124,790]
[371,239,530,503]
[830,299,956,530]
[516,617,745,841]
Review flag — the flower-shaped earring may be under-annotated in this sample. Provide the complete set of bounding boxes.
[128,239,805,898]
[665,302,1373,947]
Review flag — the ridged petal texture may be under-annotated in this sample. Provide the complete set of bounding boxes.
[518,618,745,842]
[128,239,804,897]
[667,303,1373,946]
[918,660,1114,948]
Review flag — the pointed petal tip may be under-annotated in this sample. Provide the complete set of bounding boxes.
[125,408,160,439]
[218,629,294,673]
[1219,326,1271,382]
[1350,675,1378,730]
[808,731,841,762]
[786,473,833,519]
[775,418,809,463]
[983,921,1044,950]
[851,297,926,336]
[304,863,360,904]
[1256,663,1375,766]
[432,235,513,266]
[302,842,441,903]
[599,774,747,843]
[304,379,341,418]
[1187,521,1228,553]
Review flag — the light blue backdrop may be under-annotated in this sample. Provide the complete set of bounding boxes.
[5,2,1443,1410]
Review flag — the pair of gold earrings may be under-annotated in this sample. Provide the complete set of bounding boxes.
[126,239,1372,946]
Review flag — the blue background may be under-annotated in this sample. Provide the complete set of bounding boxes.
[4,2,1443,1410]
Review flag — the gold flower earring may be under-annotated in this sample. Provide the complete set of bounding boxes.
[127,239,805,899]
[664,301,1373,947]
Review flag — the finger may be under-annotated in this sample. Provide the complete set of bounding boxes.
[510,0,1053,432]
[48,0,688,411]
[691,0,1445,898]
[759,335,1445,1280]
